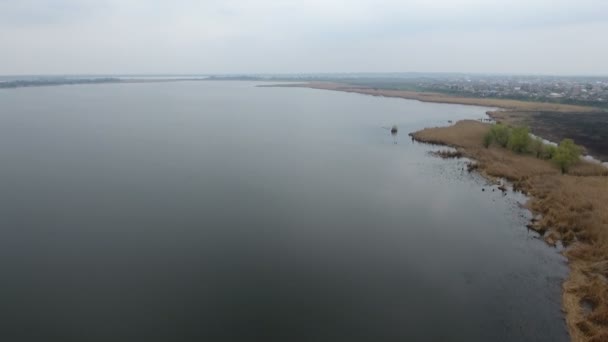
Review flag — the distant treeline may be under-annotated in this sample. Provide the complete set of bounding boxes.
[0,78,121,89]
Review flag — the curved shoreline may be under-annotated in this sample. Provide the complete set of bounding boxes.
[272,81,608,340]
[410,120,608,342]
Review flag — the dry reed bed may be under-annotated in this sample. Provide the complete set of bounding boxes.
[411,120,608,342]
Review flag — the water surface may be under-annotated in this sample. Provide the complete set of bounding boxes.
[0,81,568,341]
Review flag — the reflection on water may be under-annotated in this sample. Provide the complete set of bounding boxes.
[0,81,568,341]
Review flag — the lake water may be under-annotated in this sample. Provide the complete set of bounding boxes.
[0,81,568,341]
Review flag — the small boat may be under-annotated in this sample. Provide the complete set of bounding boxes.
[391,125,398,134]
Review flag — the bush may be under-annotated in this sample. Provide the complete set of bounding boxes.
[552,139,581,173]
[529,137,544,158]
[490,124,510,148]
[508,126,531,153]
[541,144,557,160]
[483,132,493,148]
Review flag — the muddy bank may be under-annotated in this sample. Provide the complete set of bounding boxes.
[410,120,608,342]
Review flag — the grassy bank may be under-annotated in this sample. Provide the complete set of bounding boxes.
[410,120,608,342]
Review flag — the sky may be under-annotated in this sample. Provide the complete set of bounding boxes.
[1,0,607,75]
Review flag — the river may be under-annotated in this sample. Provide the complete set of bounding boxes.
[0,80,568,341]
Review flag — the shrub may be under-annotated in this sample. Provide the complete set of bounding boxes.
[541,144,557,160]
[490,124,510,148]
[552,139,581,173]
[483,131,493,148]
[529,137,544,158]
[508,126,531,153]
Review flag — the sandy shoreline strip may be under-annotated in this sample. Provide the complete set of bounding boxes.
[269,82,597,113]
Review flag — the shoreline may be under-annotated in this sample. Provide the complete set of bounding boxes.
[269,82,598,113]
[271,81,608,341]
[410,120,608,342]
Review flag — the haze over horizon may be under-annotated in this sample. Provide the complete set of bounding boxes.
[1,0,607,76]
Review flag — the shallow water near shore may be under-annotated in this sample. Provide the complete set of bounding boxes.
[0,81,568,341]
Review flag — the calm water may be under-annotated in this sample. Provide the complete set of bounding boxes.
[0,81,568,341]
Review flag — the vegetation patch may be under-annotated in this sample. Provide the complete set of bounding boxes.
[483,123,584,173]
[489,110,608,162]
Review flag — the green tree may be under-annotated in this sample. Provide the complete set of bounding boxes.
[508,126,531,153]
[552,139,581,173]
[490,124,510,148]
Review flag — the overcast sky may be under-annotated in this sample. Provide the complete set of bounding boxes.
[1,0,607,75]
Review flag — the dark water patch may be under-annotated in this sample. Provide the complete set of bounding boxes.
[0,81,568,341]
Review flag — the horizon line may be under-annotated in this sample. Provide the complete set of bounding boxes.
[2,71,608,78]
